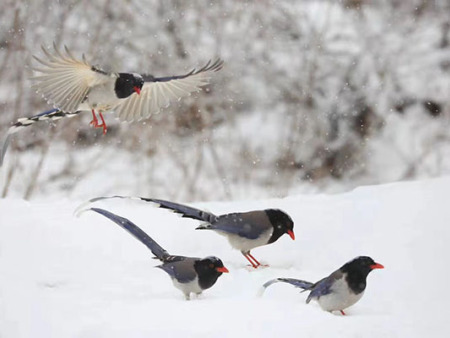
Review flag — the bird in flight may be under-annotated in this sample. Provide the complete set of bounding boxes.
[1,43,222,165]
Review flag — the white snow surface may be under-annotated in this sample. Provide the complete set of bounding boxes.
[1,177,449,337]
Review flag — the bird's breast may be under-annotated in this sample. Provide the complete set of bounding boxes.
[87,81,120,112]
[317,277,364,312]
[171,277,203,295]
[226,227,273,252]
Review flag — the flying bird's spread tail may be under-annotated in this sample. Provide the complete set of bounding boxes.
[0,108,81,166]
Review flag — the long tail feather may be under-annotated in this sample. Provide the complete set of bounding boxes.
[75,196,218,224]
[0,108,81,166]
[139,198,218,222]
[73,195,143,216]
[84,207,170,261]
[258,278,314,297]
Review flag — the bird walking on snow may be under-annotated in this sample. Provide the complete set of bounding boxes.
[78,207,228,300]
[76,196,295,269]
[259,256,384,315]
[1,43,222,165]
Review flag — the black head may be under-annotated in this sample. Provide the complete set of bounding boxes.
[194,256,229,291]
[265,209,295,244]
[114,73,144,99]
[341,256,384,294]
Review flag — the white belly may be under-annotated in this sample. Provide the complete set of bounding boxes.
[87,82,120,111]
[316,277,364,312]
[172,277,202,299]
[225,228,273,253]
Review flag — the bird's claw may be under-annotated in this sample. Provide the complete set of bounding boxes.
[89,111,107,134]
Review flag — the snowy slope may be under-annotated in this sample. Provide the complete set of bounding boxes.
[1,177,449,337]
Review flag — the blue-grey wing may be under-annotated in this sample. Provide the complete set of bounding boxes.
[210,211,271,240]
[141,59,223,82]
[307,270,343,303]
[157,257,199,283]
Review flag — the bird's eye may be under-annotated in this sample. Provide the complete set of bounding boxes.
[209,263,214,268]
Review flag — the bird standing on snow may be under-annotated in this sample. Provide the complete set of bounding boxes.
[79,207,228,300]
[259,256,384,315]
[0,43,222,165]
[76,196,295,269]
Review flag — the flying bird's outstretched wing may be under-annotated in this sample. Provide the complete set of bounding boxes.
[32,43,113,112]
[114,59,223,122]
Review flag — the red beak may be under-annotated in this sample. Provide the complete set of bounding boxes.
[370,263,384,270]
[287,230,295,240]
[134,86,141,95]
[216,266,229,273]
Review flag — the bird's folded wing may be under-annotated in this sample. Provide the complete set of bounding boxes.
[114,59,223,122]
[157,258,198,283]
[307,271,342,303]
[208,211,270,240]
[208,214,264,240]
[31,43,113,112]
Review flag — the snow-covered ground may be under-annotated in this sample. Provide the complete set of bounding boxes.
[1,176,449,337]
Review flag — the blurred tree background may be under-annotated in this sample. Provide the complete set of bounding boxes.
[0,0,449,201]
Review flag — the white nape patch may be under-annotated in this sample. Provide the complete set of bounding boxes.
[225,227,273,252]
[316,275,364,312]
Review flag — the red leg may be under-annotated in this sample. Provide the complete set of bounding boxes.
[242,253,259,269]
[90,109,98,126]
[340,310,346,315]
[98,112,107,135]
[247,253,262,267]
[89,110,107,134]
